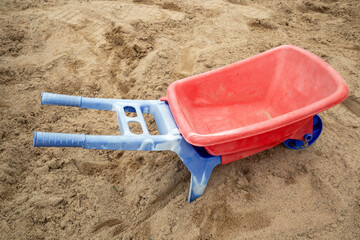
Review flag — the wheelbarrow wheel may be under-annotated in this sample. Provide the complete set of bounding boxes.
[283,114,323,150]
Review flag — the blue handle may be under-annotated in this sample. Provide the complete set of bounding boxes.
[34,131,85,147]
[41,92,82,107]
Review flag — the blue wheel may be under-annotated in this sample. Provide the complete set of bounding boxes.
[283,114,323,150]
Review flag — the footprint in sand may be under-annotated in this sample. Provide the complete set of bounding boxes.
[175,47,199,76]
[342,95,360,117]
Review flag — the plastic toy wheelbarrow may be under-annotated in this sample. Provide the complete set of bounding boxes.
[33,45,349,202]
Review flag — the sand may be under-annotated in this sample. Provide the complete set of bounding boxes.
[1,0,360,239]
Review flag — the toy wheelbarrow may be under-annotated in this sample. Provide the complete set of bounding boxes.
[33,45,349,202]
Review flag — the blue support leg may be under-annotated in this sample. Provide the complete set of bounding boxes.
[175,139,221,202]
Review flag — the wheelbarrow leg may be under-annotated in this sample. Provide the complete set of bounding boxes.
[187,158,221,202]
[175,139,221,202]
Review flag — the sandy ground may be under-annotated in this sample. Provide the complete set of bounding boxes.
[1,0,360,239]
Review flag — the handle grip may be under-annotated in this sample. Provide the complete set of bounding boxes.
[41,92,82,107]
[33,131,85,147]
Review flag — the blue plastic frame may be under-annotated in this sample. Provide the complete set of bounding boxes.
[34,92,221,202]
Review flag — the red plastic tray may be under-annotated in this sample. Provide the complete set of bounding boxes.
[166,45,349,163]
